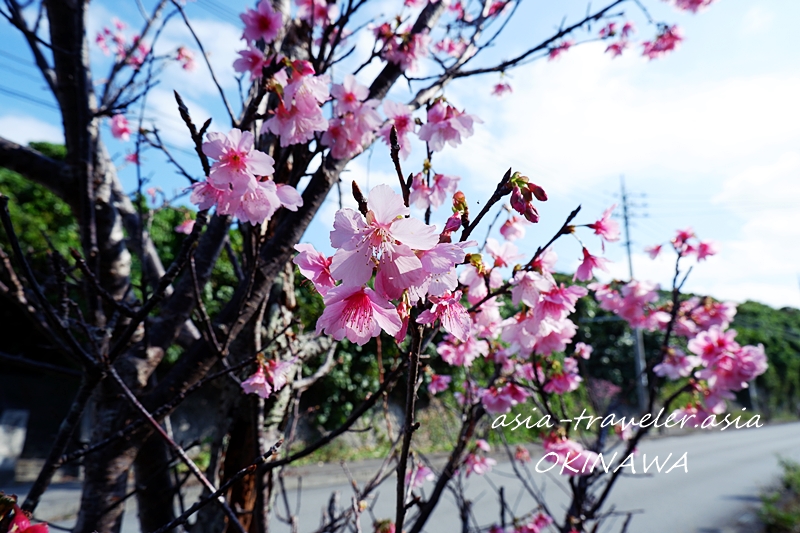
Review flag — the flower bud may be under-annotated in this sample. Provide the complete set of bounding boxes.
[528,182,548,201]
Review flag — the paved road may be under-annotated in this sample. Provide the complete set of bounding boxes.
[4,423,799,532]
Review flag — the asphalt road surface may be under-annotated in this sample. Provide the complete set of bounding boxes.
[5,422,799,532]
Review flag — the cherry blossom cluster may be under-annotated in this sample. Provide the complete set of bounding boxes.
[372,22,431,72]
[598,21,636,58]
[322,75,381,159]
[642,24,683,60]
[590,230,766,422]
[94,18,149,68]
[189,129,303,225]
[293,184,476,345]
[240,354,298,399]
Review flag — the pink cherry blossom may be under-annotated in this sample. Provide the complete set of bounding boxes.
[433,37,468,58]
[263,68,330,147]
[322,101,381,160]
[696,240,719,261]
[418,100,481,152]
[125,152,139,165]
[428,374,452,395]
[293,243,335,296]
[405,465,434,489]
[605,40,629,57]
[574,247,610,282]
[480,382,528,414]
[574,342,593,359]
[110,114,131,141]
[644,244,662,259]
[296,0,338,26]
[514,445,531,463]
[437,335,488,367]
[587,205,620,242]
[538,284,588,321]
[511,270,551,307]
[331,74,369,115]
[316,285,402,345]
[241,365,272,398]
[417,291,471,341]
[491,81,513,97]
[598,22,617,38]
[203,129,275,195]
[485,238,521,268]
[409,173,460,210]
[329,184,438,293]
[642,25,683,60]
[548,40,573,60]
[241,358,297,398]
[500,216,525,241]
[653,348,699,380]
[410,241,474,301]
[379,100,416,159]
[671,0,717,13]
[176,46,195,71]
[476,439,491,452]
[543,357,582,394]
[464,454,496,477]
[687,325,740,364]
[174,219,195,235]
[383,30,431,72]
[241,0,283,44]
[542,434,599,476]
[233,46,267,80]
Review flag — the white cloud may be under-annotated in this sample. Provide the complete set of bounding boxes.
[0,115,63,145]
[742,6,774,35]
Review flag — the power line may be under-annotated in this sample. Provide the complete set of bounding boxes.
[0,60,43,82]
[0,85,58,110]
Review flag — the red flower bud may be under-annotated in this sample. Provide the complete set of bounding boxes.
[528,182,548,202]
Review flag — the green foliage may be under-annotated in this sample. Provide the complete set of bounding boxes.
[0,143,79,263]
[732,301,800,417]
[760,459,800,533]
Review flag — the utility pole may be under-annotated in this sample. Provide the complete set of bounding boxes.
[619,176,649,412]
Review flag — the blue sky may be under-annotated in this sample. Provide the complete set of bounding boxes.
[1,0,798,309]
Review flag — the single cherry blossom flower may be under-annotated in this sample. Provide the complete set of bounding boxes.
[464,454,496,477]
[241,0,283,44]
[409,173,460,210]
[329,184,438,293]
[176,46,195,70]
[548,40,573,60]
[574,342,593,359]
[379,100,416,159]
[418,100,481,152]
[293,243,335,296]
[644,244,662,259]
[574,247,610,282]
[203,129,275,195]
[417,291,471,341]
[588,205,620,242]
[110,114,131,141]
[316,285,402,345]
[696,240,719,261]
[428,373,452,395]
[233,46,267,80]
[405,465,434,489]
[500,216,525,241]
[174,219,195,235]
